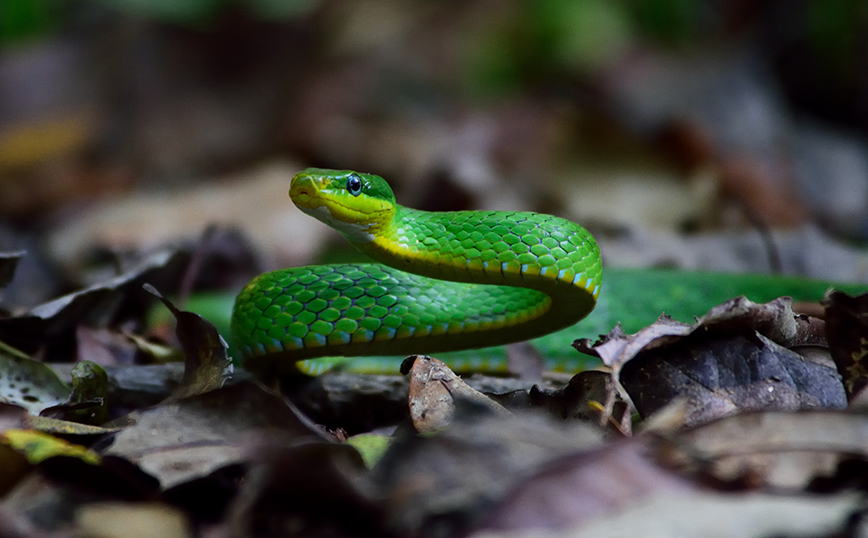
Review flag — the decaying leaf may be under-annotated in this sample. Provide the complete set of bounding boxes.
[575,296,814,372]
[0,249,182,356]
[405,355,510,432]
[103,381,328,489]
[621,332,844,427]
[143,284,231,400]
[0,352,71,415]
[472,491,863,538]
[0,251,25,289]
[560,370,629,433]
[658,410,868,490]
[1,428,100,465]
[370,405,604,536]
[0,401,114,469]
[576,296,845,427]
[2,455,162,531]
[221,439,378,537]
[823,290,868,397]
[27,415,118,436]
[476,437,697,533]
[467,409,868,535]
[76,326,141,366]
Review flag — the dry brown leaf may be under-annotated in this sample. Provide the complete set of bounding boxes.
[577,297,844,427]
[477,437,696,533]
[103,382,326,489]
[561,370,629,434]
[220,438,377,537]
[144,284,230,400]
[472,491,862,538]
[370,406,604,536]
[823,290,868,398]
[406,355,510,432]
[660,411,868,490]
[0,249,181,356]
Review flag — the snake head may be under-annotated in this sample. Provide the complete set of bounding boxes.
[290,168,396,243]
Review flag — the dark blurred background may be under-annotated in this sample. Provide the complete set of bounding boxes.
[2,0,868,306]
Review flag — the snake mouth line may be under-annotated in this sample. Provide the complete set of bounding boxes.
[292,187,365,220]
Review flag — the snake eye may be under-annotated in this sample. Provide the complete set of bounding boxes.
[346,174,363,197]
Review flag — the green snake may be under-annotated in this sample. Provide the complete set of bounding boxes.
[232,168,602,374]
[230,168,862,375]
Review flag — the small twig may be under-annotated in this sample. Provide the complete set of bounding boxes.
[738,200,783,274]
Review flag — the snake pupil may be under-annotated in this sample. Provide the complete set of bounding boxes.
[347,174,363,196]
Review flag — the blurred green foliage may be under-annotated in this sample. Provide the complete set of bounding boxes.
[2,0,866,117]
[806,0,868,75]
[0,0,59,44]
[101,0,318,25]
[463,0,635,97]
[462,0,704,98]
[627,0,698,44]
[0,0,318,42]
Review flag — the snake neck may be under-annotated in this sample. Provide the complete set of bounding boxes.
[349,206,602,299]
[350,207,497,283]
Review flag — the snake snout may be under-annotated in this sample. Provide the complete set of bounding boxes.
[289,173,324,203]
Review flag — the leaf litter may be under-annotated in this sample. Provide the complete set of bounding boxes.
[2,234,868,537]
[6,3,868,534]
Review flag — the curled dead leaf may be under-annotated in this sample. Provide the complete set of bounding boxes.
[406,355,510,432]
[657,410,868,491]
[823,290,868,398]
[576,297,844,427]
[143,284,231,400]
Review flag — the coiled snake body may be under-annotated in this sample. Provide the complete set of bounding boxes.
[232,168,602,373]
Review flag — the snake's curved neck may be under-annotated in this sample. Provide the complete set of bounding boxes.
[349,205,601,333]
[351,207,460,277]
